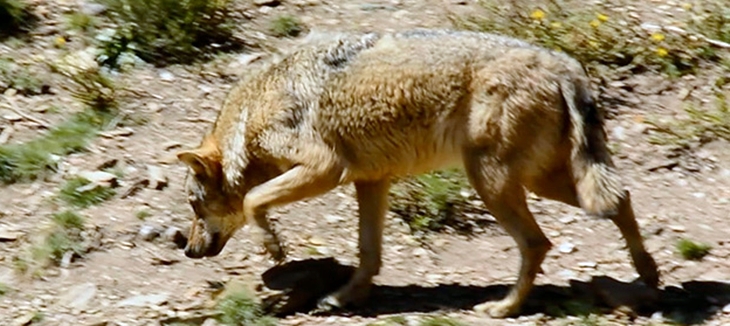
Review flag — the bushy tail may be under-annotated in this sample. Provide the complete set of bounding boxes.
[560,76,625,216]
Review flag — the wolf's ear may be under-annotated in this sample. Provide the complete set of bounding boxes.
[177,150,212,177]
[177,136,221,178]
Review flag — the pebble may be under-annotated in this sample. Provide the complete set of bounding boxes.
[117,293,170,307]
[139,225,161,241]
[558,242,576,254]
[163,227,187,249]
[58,283,97,311]
[159,70,175,82]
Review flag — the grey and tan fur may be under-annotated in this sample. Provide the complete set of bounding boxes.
[176,28,659,318]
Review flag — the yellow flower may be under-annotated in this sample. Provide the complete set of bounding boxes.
[656,47,669,57]
[651,33,665,42]
[530,9,546,20]
[54,36,67,48]
[590,19,601,28]
[681,3,692,10]
[596,13,609,22]
[550,21,562,29]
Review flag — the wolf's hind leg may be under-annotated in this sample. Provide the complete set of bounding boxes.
[463,149,552,318]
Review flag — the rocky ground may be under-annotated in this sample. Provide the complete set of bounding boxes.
[1,0,729,325]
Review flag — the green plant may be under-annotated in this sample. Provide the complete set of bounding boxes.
[676,238,712,260]
[419,316,467,326]
[135,209,151,220]
[270,14,303,38]
[0,108,115,183]
[216,288,277,326]
[390,169,482,235]
[98,0,241,67]
[453,0,725,78]
[64,12,97,33]
[646,92,730,146]
[31,228,83,266]
[52,210,85,230]
[0,0,35,37]
[0,57,45,95]
[59,177,116,208]
[0,283,10,296]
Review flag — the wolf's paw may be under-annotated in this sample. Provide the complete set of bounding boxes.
[634,251,660,289]
[263,236,286,263]
[474,300,521,318]
[312,294,345,314]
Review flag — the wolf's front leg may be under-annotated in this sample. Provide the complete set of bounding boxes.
[317,179,389,310]
[244,162,344,263]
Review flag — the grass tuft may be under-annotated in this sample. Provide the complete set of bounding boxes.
[419,316,467,326]
[270,14,303,38]
[216,287,277,326]
[0,108,115,184]
[59,177,116,208]
[676,238,712,260]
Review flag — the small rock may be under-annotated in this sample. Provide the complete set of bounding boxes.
[558,215,576,224]
[324,214,345,223]
[677,88,691,100]
[139,225,161,242]
[60,250,75,268]
[58,282,97,311]
[147,165,168,190]
[578,261,598,269]
[12,312,36,326]
[2,112,23,122]
[99,128,134,138]
[162,141,182,151]
[669,225,686,232]
[164,227,188,249]
[117,293,170,307]
[558,242,576,254]
[81,2,107,15]
[308,236,326,246]
[254,0,280,6]
[723,303,730,313]
[0,229,23,242]
[612,126,626,141]
[557,269,578,280]
[77,171,119,187]
[159,70,175,82]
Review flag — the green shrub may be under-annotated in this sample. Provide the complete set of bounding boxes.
[454,0,726,78]
[390,169,485,235]
[99,0,241,67]
[0,0,35,37]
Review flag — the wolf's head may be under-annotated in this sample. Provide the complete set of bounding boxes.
[176,135,246,258]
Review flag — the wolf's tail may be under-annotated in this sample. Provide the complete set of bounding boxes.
[560,74,625,216]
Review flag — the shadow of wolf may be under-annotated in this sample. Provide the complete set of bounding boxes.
[175,28,659,318]
[257,258,729,325]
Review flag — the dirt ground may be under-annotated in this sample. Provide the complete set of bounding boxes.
[1,0,729,325]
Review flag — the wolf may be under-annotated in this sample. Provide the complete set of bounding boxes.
[175,28,659,318]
